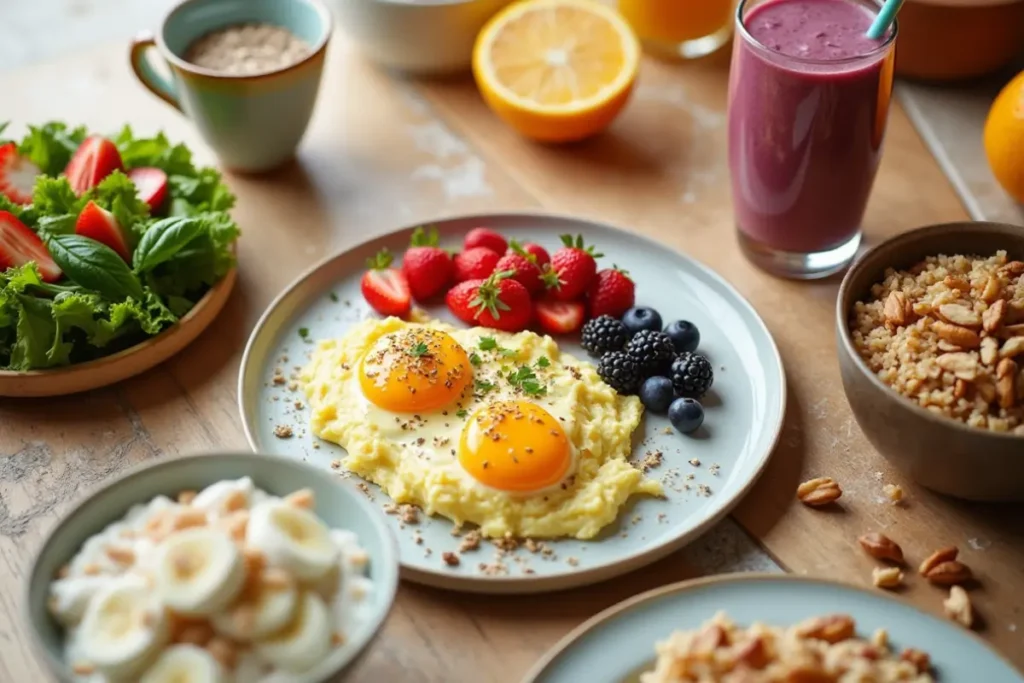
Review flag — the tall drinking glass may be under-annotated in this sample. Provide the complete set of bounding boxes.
[727,0,897,280]
[618,0,736,60]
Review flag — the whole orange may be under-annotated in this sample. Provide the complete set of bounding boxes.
[983,70,1024,204]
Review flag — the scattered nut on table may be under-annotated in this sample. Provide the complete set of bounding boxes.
[796,477,843,507]
[925,560,974,586]
[872,566,904,590]
[919,546,959,576]
[858,532,905,564]
[943,585,975,629]
[882,483,904,503]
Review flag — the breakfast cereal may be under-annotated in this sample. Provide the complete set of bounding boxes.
[850,251,1024,433]
[185,23,311,75]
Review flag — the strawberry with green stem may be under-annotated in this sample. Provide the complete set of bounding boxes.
[361,248,411,316]
[402,225,453,301]
[494,240,543,295]
[588,265,635,319]
[547,233,603,301]
[446,270,532,331]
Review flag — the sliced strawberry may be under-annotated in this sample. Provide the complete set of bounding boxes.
[402,226,453,301]
[128,167,168,211]
[464,227,507,255]
[65,136,124,195]
[548,234,602,301]
[361,248,411,316]
[453,247,500,283]
[0,211,62,282]
[0,143,41,205]
[535,300,585,335]
[495,243,543,296]
[445,270,532,331]
[75,201,132,262]
[588,266,635,319]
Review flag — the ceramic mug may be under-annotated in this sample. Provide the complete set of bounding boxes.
[130,0,332,173]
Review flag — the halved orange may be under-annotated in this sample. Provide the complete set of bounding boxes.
[472,0,641,143]
[984,70,1024,204]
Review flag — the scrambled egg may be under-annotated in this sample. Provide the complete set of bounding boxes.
[301,317,661,539]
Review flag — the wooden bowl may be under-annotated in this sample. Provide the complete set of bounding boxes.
[895,0,1024,81]
[836,222,1024,502]
[23,451,400,682]
[0,268,236,398]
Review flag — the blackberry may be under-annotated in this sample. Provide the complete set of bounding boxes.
[626,330,676,378]
[581,315,628,357]
[597,351,642,394]
[671,352,714,398]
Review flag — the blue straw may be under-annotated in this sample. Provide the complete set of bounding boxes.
[866,0,904,40]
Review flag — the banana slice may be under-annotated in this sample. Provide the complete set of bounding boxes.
[48,576,110,627]
[139,644,226,683]
[153,527,246,616]
[246,501,339,582]
[253,591,333,673]
[77,576,169,679]
[210,569,299,641]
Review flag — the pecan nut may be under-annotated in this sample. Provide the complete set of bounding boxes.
[884,291,907,326]
[901,648,932,673]
[795,614,856,644]
[935,352,978,380]
[980,336,1000,366]
[938,303,982,328]
[796,477,843,506]
[924,560,973,586]
[919,546,959,575]
[1001,336,1024,360]
[857,532,905,563]
[933,321,981,350]
[983,299,1007,333]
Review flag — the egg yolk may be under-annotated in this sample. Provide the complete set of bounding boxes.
[359,328,471,412]
[459,400,572,493]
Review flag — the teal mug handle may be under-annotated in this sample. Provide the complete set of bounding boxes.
[130,31,183,112]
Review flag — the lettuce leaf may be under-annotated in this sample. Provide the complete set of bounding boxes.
[0,122,239,371]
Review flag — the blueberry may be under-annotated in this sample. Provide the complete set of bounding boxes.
[639,376,674,414]
[664,320,700,353]
[622,307,663,336]
[668,397,704,434]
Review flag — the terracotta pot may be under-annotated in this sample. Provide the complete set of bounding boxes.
[895,0,1024,81]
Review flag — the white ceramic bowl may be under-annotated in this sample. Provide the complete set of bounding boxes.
[331,0,512,74]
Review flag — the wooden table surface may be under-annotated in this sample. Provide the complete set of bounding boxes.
[2,34,1023,682]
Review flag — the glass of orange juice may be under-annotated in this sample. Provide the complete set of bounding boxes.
[618,0,735,60]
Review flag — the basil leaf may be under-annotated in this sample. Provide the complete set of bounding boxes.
[47,234,144,302]
[133,216,205,273]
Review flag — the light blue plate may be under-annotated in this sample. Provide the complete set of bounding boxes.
[526,574,1024,682]
[239,213,786,593]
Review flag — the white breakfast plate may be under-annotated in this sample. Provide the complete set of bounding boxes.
[238,212,785,593]
[525,574,1024,682]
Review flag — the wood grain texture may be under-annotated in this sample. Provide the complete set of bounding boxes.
[0,34,1021,683]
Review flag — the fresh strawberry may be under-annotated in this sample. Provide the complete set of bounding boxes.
[445,270,532,331]
[361,248,411,317]
[494,241,543,296]
[588,266,635,319]
[463,227,507,255]
[519,241,550,268]
[534,300,585,335]
[402,226,453,301]
[0,211,62,282]
[0,143,41,205]
[65,136,124,194]
[453,246,500,283]
[548,233,602,301]
[128,167,169,212]
[75,201,132,262]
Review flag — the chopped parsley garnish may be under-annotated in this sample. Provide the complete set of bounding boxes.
[536,356,550,368]
[478,336,498,351]
[469,352,482,366]
[408,342,429,357]
[498,347,518,358]
[507,365,547,396]
[328,292,339,302]
[456,409,468,418]
[474,379,496,394]
[298,327,310,340]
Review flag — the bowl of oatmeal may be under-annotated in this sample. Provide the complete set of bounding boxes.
[24,452,399,682]
[837,221,1024,501]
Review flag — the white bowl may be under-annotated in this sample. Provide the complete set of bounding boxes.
[331,0,513,74]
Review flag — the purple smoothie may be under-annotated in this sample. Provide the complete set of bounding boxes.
[727,0,895,256]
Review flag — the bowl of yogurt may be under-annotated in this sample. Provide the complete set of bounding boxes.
[24,452,400,682]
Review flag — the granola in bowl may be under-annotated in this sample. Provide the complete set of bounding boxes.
[640,612,934,682]
[849,251,1024,434]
